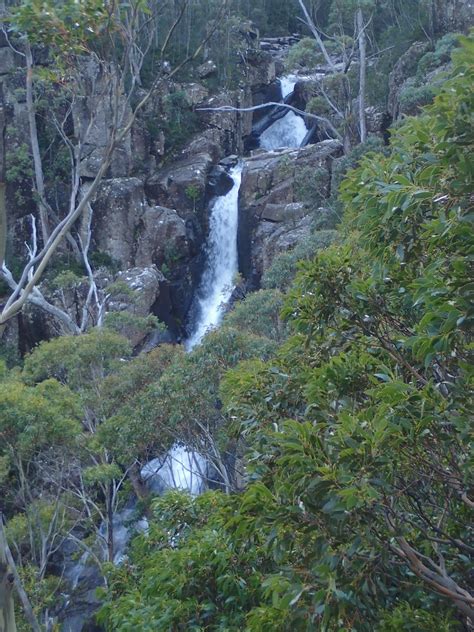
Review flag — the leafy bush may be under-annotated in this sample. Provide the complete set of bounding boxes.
[89,250,121,273]
[286,37,323,69]
[262,230,339,291]
[399,82,436,114]
[331,134,386,198]
[294,165,329,211]
[224,289,288,342]
[417,32,461,78]
[306,95,333,118]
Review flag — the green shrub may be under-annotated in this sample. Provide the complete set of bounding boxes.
[377,603,457,631]
[224,289,288,342]
[417,33,461,78]
[89,250,121,273]
[295,165,328,211]
[286,37,323,69]
[262,230,339,291]
[331,135,386,198]
[306,95,332,118]
[399,83,436,114]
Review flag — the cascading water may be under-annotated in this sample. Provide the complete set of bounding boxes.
[259,75,307,150]
[186,164,243,350]
[141,444,207,496]
[65,446,205,594]
[62,70,312,627]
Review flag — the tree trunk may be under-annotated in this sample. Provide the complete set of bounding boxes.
[0,520,16,632]
[0,562,16,632]
[0,82,6,270]
[25,43,50,244]
[128,462,149,502]
[357,8,367,144]
[297,0,336,70]
[106,484,114,563]
[0,516,40,632]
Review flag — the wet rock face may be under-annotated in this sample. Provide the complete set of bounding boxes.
[238,140,343,283]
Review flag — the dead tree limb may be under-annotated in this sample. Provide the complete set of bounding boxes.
[197,103,343,141]
[297,0,336,70]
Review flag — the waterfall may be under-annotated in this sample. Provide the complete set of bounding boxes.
[141,444,207,496]
[260,75,307,150]
[186,164,243,350]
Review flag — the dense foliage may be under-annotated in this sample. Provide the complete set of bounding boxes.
[1,0,473,629]
[98,37,474,630]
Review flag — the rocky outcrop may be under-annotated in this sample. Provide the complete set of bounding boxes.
[197,88,253,157]
[145,152,213,216]
[238,140,342,282]
[92,178,145,268]
[135,206,190,270]
[107,266,165,347]
[74,59,140,179]
[243,50,277,88]
[253,214,313,276]
[432,0,474,34]
[388,42,431,119]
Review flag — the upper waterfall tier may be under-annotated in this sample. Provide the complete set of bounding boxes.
[259,76,307,150]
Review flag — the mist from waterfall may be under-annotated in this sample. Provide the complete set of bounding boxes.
[186,164,243,350]
[259,75,307,150]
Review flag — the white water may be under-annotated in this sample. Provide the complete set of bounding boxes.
[65,444,205,591]
[186,164,243,350]
[260,75,307,151]
[141,444,207,496]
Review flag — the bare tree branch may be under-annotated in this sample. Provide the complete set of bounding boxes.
[197,102,342,141]
[297,0,336,70]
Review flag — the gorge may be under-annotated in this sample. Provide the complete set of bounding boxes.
[0,2,473,631]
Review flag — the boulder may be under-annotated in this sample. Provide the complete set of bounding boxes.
[107,266,165,347]
[198,60,218,79]
[145,152,213,216]
[180,129,223,163]
[243,50,276,88]
[260,202,307,223]
[207,165,235,198]
[240,140,342,212]
[238,140,342,281]
[253,215,313,278]
[91,177,146,268]
[135,206,190,269]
